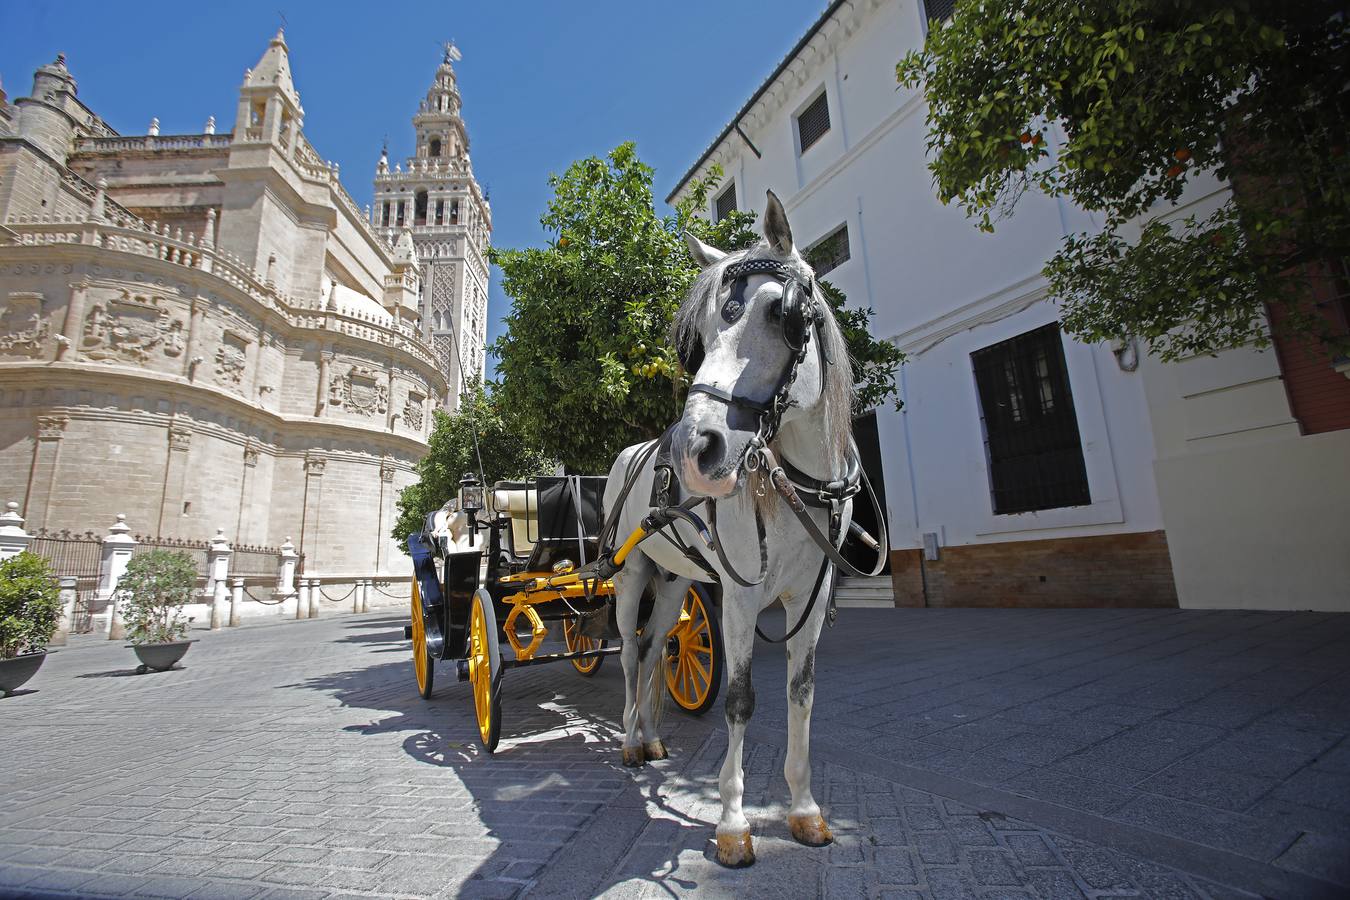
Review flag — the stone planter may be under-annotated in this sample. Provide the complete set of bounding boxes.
[130,639,195,674]
[0,650,48,696]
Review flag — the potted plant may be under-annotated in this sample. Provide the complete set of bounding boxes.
[0,551,62,696]
[118,549,198,673]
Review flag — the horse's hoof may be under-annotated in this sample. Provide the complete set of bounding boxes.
[622,746,645,768]
[788,814,834,847]
[715,831,755,868]
[643,739,668,761]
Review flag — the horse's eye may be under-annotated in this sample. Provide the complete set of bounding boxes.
[767,299,784,322]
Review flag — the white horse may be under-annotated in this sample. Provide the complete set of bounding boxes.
[602,191,857,868]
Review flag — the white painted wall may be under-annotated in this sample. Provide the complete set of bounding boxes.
[671,0,1163,557]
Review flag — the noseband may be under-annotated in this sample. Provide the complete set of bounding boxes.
[684,258,831,450]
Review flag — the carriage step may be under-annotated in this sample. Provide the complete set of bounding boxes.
[834,576,894,609]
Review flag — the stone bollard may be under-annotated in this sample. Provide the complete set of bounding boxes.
[0,501,33,560]
[352,579,362,614]
[276,536,297,596]
[51,576,77,646]
[361,580,372,613]
[295,578,309,621]
[308,578,321,618]
[100,514,136,640]
[210,577,227,630]
[230,577,244,627]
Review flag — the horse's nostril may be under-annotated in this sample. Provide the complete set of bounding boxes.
[694,429,725,475]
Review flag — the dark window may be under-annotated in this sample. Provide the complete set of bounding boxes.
[714,184,737,222]
[414,191,428,226]
[395,201,405,227]
[381,202,391,227]
[971,323,1090,515]
[923,0,956,22]
[435,199,444,225]
[796,92,831,153]
[806,223,850,276]
[450,200,460,225]
[429,138,441,158]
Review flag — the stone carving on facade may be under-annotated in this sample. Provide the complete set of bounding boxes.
[81,290,186,363]
[243,442,260,468]
[380,456,396,482]
[328,365,388,417]
[0,292,49,356]
[403,393,425,431]
[305,453,327,476]
[214,331,250,388]
[168,424,192,450]
[37,414,69,440]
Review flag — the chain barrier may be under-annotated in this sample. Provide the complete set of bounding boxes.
[241,585,288,605]
[369,580,412,600]
[318,583,359,603]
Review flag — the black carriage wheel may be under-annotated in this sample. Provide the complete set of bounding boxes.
[563,617,607,676]
[665,584,723,715]
[468,589,502,753]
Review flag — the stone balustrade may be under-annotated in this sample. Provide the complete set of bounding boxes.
[73,134,235,154]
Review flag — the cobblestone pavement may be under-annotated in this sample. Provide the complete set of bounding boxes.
[1,607,1346,899]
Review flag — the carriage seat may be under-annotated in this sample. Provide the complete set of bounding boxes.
[526,476,606,572]
[491,483,538,559]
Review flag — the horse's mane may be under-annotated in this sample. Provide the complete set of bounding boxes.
[672,240,855,476]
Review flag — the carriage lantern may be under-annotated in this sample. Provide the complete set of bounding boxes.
[459,472,484,545]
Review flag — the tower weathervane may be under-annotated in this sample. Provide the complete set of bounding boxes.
[443,40,461,63]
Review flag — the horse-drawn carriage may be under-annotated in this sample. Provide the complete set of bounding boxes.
[405,473,723,753]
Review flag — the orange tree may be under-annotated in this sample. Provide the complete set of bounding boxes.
[897,1,1349,361]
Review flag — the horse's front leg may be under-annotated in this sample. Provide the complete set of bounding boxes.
[633,576,688,761]
[614,551,656,768]
[783,568,832,847]
[715,589,758,867]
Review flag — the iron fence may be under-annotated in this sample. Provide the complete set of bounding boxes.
[29,529,103,634]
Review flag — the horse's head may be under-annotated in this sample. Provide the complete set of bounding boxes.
[670,191,852,498]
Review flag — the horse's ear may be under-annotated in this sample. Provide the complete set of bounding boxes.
[764,190,794,255]
[683,231,727,269]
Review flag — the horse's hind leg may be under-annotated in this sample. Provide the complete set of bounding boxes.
[783,584,832,847]
[615,551,656,768]
[634,574,689,761]
[714,589,757,867]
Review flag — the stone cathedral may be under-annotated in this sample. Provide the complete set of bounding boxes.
[372,44,492,404]
[0,31,490,583]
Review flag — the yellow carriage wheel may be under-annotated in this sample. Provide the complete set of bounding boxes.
[563,617,607,676]
[467,589,502,753]
[665,585,723,714]
[411,580,434,699]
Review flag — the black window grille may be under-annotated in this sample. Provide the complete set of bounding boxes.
[806,223,850,276]
[796,92,831,153]
[923,0,956,23]
[972,323,1090,515]
[715,184,737,222]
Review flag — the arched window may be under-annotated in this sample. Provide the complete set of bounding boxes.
[414,191,428,226]
[428,138,441,158]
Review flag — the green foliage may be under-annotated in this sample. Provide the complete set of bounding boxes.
[492,142,903,472]
[0,551,61,659]
[392,384,558,548]
[898,0,1350,360]
[118,550,197,645]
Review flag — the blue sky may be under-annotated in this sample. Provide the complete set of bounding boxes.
[1,1,830,370]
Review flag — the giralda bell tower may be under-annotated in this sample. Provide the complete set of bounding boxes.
[372,43,491,409]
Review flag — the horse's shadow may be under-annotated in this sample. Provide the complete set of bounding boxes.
[287,622,724,897]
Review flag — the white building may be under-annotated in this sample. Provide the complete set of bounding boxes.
[372,45,492,408]
[670,0,1349,611]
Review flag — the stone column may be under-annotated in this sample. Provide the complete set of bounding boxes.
[295,578,309,621]
[230,577,244,627]
[201,209,216,274]
[0,501,32,560]
[308,578,321,619]
[184,298,206,380]
[100,514,137,640]
[26,415,68,530]
[316,347,333,415]
[157,423,193,535]
[276,537,297,598]
[59,279,89,361]
[51,576,76,646]
[206,529,232,631]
